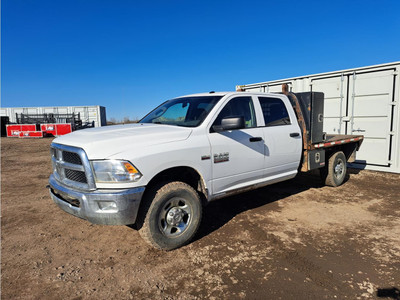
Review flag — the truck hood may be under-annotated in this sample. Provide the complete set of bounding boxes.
[53,123,193,159]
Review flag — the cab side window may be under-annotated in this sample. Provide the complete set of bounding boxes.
[258,97,291,126]
[213,96,256,129]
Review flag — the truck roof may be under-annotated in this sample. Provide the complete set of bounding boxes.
[177,91,281,98]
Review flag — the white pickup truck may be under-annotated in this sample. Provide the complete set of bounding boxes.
[48,86,363,250]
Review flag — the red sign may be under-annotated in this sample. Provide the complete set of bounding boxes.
[19,131,43,138]
[6,125,36,137]
[55,124,72,135]
[7,123,73,138]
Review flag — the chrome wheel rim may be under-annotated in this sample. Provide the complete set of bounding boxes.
[159,197,192,237]
[334,158,345,179]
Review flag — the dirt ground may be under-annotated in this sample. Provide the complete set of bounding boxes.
[1,137,399,300]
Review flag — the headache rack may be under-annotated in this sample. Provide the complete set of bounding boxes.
[280,84,364,172]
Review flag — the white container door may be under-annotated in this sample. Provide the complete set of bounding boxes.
[348,69,395,166]
[311,75,348,135]
[312,69,395,167]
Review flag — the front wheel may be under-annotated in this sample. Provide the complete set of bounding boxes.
[137,181,202,250]
[320,151,347,187]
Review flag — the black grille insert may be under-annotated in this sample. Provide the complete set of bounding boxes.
[65,169,87,183]
[63,151,82,165]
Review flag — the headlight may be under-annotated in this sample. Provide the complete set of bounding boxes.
[91,160,142,183]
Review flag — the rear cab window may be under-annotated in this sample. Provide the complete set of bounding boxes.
[258,97,291,126]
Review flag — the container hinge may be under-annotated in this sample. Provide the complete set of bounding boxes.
[390,101,397,106]
[393,70,398,76]
[389,131,395,135]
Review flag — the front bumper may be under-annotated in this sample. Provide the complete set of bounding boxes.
[48,174,145,225]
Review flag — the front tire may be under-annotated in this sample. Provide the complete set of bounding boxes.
[138,181,202,250]
[321,151,347,187]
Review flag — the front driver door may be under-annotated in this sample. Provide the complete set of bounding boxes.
[207,96,265,195]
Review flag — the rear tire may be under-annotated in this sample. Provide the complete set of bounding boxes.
[321,151,347,187]
[137,181,202,250]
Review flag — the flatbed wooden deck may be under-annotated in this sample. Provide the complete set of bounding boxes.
[313,134,364,149]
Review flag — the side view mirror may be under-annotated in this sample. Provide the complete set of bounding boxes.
[213,116,245,132]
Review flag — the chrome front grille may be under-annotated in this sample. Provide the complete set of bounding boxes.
[51,143,96,190]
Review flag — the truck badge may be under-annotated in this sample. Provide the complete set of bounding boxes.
[214,152,229,163]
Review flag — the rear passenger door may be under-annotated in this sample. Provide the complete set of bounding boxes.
[257,96,302,178]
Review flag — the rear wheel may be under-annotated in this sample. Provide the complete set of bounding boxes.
[137,181,202,250]
[321,151,347,187]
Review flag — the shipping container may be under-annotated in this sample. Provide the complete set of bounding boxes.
[0,105,106,128]
[237,62,400,173]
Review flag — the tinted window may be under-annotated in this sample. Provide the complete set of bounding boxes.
[259,97,290,126]
[213,96,256,129]
[140,96,222,127]
[160,102,189,121]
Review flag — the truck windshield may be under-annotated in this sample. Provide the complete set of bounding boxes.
[139,96,223,127]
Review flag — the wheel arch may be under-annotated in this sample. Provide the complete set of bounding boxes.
[141,166,209,207]
[325,143,359,161]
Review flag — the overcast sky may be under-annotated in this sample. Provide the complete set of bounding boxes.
[2,0,400,120]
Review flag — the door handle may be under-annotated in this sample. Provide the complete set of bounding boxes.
[290,132,300,137]
[249,137,262,142]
